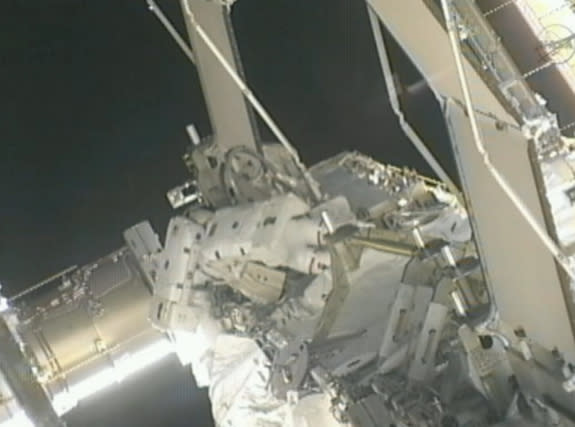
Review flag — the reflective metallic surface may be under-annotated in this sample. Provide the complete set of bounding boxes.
[4,249,170,418]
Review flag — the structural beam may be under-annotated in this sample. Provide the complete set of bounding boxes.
[367,0,575,361]
[180,0,259,151]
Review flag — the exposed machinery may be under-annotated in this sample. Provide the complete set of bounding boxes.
[4,0,575,426]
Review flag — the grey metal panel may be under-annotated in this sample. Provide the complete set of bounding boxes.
[367,0,575,361]
[180,0,259,151]
[310,153,395,214]
[366,0,513,122]
[444,99,575,361]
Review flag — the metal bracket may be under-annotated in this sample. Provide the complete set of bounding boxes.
[166,180,202,209]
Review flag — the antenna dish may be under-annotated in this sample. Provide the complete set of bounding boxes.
[538,24,575,65]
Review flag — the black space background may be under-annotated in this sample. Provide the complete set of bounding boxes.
[1,0,454,425]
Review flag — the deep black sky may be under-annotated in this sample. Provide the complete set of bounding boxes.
[1,0,450,425]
